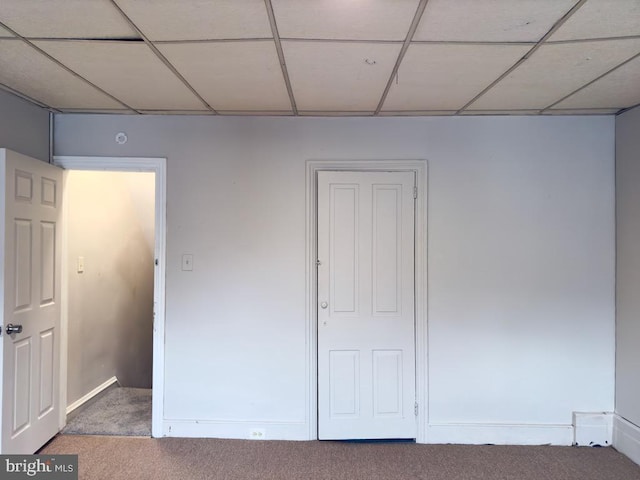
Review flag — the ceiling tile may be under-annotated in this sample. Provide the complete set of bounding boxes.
[34,40,208,111]
[414,0,576,42]
[382,44,529,111]
[272,0,419,41]
[552,55,640,110]
[0,0,138,39]
[117,0,272,41]
[0,39,123,109]
[283,41,401,112]
[469,39,640,110]
[550,0,640,41]
[0,25,14,37]
[158,41,291,111]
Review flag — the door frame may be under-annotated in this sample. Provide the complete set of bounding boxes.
[53,155,166,438]
[305,159,428,442]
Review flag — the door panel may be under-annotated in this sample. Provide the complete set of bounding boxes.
[318,171,416,440]
[1,149,63,453]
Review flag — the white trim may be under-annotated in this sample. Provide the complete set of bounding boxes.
[53,155,167,438]
[305,159,428,442]
[426,422,574,446]
[0,151,6,451]
[613,415,640,466]
[65,376,118,415]
[162,419,308,441]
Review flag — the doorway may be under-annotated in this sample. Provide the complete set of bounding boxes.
[305,160,428,442]
[62,170,154,436]
[54,156,166,439]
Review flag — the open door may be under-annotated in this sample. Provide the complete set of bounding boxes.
[0,149,63,453]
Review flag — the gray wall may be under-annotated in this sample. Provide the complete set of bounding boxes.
[54,114,615,442]
[66,170,155,406]
[0,89,49,162]
[616,105,640,427]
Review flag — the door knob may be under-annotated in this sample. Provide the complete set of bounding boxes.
[320,302,328,309]
[6,324,22,335]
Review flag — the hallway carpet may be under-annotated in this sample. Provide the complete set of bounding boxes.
[63,388,151,436]
[40,435,640,480]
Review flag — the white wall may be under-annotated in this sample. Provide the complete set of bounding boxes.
[616,106,640,427]
[0,89,49,162]
[66,170,155,406]
[53,114,615,443]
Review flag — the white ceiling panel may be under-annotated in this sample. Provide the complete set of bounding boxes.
[0,0,138,39]
[34,40,207,111]
[0,25,14,37]
[159,42,291,111]
[552,55,640,109]
[272,0,419,41]
[0,39,123,109]
[283,41,401,111]
[414,0,576,42]
[469,39,640,110]
[550,0,640,41]
[383,44,530,111]
[117,0,272,41]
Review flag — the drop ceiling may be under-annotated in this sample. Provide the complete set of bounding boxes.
[0,0,638,116]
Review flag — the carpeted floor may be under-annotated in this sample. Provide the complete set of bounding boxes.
[63,388,151,436]
[40,435,640,480]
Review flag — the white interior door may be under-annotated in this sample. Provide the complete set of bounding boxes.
[317,170,416,440]
[0,149,63,453]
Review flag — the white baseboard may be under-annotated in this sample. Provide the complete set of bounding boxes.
[65,376,118,415]
[573,412,613,447]
[162,419,309,441]
[613,415,640,466]
[425,423,573,445]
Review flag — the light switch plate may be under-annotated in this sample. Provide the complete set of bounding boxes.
[182,254,193,271]
[77,256,84,273]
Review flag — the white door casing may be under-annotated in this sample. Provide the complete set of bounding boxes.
[317,170,416,440]
[0,149,62,453]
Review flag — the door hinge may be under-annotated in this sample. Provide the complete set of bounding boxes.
[413,186,418,199]
[414,402,418,416]
[316,259,322,266]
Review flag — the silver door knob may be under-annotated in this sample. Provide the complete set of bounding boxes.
[320,302,328,309]
[6,324,22,335]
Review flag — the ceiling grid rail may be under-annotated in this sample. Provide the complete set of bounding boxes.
[264,0,299,115]
[374,0,431,116]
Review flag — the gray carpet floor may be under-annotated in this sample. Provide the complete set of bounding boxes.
[41,436,640,480]
[63,387,151,436]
